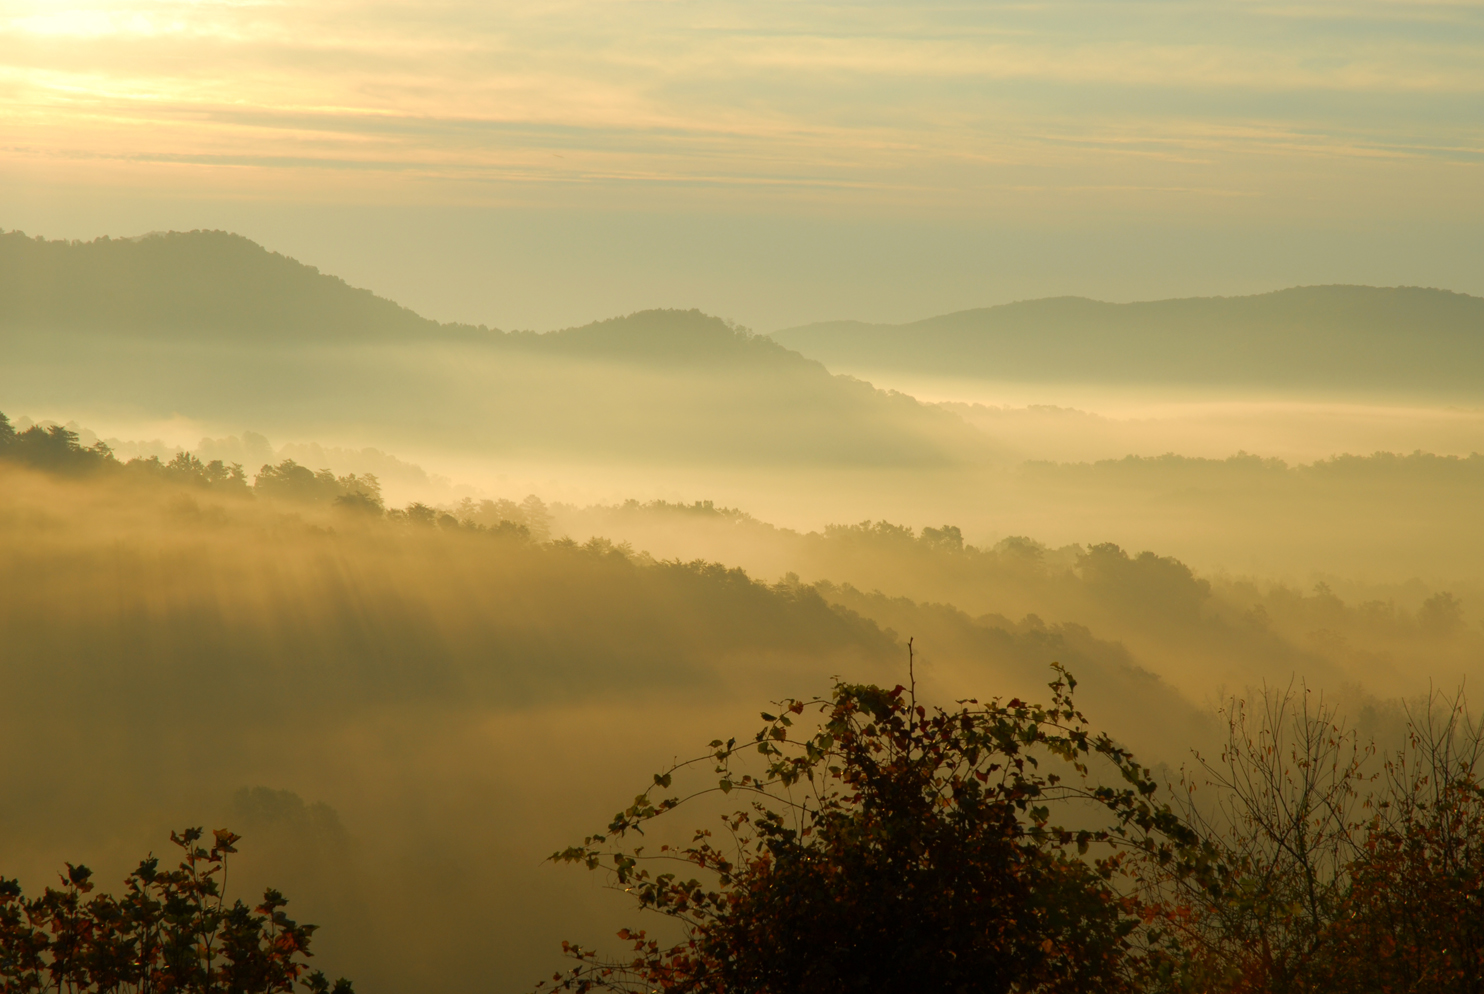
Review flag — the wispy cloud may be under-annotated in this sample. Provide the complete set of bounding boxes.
[1,0,1480,217]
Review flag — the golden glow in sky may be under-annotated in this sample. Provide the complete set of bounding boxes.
[3,1,1482,328]
[4,0,1481,216]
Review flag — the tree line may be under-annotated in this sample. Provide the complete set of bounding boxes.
[0,412,555,537]
[0,413,373,503]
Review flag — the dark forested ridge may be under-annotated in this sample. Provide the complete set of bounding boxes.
[773,286,1484,394]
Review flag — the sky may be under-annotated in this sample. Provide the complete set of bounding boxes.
[3,0,1482,330]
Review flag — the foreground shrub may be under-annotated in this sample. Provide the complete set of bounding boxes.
[540,662,1202,994]
[0,827,352,994]
[1149,686,1484,994]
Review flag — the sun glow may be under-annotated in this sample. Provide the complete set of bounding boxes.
[0,0,1480,217]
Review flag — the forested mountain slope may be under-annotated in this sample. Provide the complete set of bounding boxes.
[0,230,994,467]
[0,456,1202,991]
[0,229,806,366]
[773,286,1484,395]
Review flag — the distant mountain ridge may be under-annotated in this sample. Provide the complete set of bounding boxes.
[524,309,795,367]
[0,229,457,342]
[0,229,800,369]
[0,229,995,468]
[772,287,1484,395]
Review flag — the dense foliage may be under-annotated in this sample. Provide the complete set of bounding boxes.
[0,828,352,994]
[0,416,116,475]
[542,664,1204,994]
[542,669,1484,994]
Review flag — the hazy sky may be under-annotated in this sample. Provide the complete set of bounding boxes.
[3,0,1482,329]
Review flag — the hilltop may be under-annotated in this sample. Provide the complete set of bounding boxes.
[0,229,821,369]
[772,286,1484,395]
[0,229,457,342]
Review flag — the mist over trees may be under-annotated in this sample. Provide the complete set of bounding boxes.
[555,496,1480,705]
[0,451,910,990]
[5,408,1477,727]
[7,228,1484,572]
[3,392,1483,991]
[0,414,359,503]
[0,416,115,474]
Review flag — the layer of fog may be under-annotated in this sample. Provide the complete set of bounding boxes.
[947,398,1484,464]
[549,500,1484,701]
[0,463,1213,993]
[5,459,1477,992]
[804,368,1484,464]
[16,405,1484,587]
[0,329,992,471]
[7,413,472,506]
[6,425,1483,992]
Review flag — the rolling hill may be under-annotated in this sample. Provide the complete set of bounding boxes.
[772,287,1484,396]
[0,229,460,343]
[0,230,995,467]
